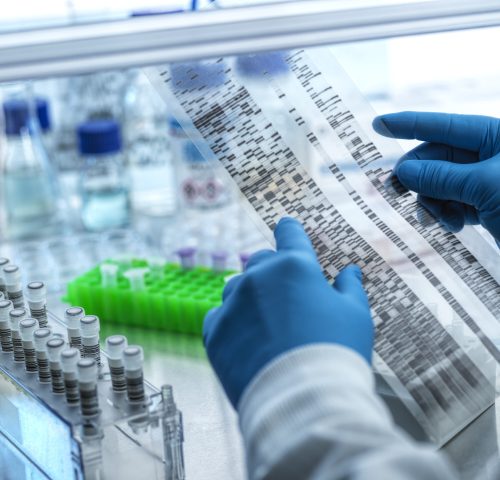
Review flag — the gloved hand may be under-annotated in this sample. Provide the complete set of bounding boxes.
[373,111,500,243]
[203,217,373,408]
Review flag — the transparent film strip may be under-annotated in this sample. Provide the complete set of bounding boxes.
[147,47,500,445]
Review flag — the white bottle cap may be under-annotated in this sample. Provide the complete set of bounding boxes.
[65,307,85,329]
[77,358,97,383]
[47,338,66,362]
[105,335,128,359]
[25,282,47,303]
[123,345,144,371]
[3,265,20,285]
[61,348,80,373]
[9,308,27,331]
[20,318,38,341]
[34,328,52,351]
[0,300,13,322]
[80,315,100,336]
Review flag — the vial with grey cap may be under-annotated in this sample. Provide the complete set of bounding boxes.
[47,337,66,394]
[64,306,84,351]
[3,265,24,308]
[20,318,38,372]
[25,282,48,328]
[0,257,10,295]
[105,335,128,393]
[80,315,101,366]
[61,348,80,405]
[34,328,52,383]
[9,308,27,362]
[78,358,99,417]
[0,300,14,352]
[123,345,145,403]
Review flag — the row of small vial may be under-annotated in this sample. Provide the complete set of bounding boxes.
[0,295,146,418]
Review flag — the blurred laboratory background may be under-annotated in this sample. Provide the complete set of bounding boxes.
[2,1,500,479]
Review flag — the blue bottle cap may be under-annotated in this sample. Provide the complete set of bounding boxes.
[236,52,290,77]
[168,116,182,132]
[77,120,122,155]
[35,97,51,131]
[170,61,227,90]
[2,99,29,136]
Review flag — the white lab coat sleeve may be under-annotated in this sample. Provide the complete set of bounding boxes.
[238,343,457,480]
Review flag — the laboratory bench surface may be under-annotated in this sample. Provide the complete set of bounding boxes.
[98,322,500,480]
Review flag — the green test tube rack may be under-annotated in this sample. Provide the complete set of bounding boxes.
[65,259,234,335]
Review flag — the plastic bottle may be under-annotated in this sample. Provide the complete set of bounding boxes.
[78,120,130,231]
[1,98,60,239]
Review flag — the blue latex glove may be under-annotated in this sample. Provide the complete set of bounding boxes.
[373,111,500,243]
[203,217,373,408]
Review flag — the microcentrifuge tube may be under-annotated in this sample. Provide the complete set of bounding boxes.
[100,263,118,288]
[149,257,165,281]
[47,337,66,394]
[239,252,251,271]
[211,251,228,273]
[80,315,101,366]
[78,358,99,417]
[25,282,48,328]
[9,308,27,362]
[123,345,145,403]
[105,335,128,393]
[20,318,38,372]
[64,306,84,351]
[176,248,196,270]
[34,328,52,383]
[3,265,24,308]
[61,348,80,405]
[123,268,149,291]
[0,300,14,352]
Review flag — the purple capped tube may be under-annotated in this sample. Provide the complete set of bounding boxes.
[176,247,196,270]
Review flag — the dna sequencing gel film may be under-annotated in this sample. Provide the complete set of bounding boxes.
[148,47,500,445]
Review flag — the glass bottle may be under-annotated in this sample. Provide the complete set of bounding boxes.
[78,120,130,231]
[1,98,60,239]
[123,72,177,218]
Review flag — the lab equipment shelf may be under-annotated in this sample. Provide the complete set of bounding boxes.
[65,260,232,335]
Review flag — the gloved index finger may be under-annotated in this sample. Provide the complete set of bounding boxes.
[274,217,316,257]
[373,111,496,154]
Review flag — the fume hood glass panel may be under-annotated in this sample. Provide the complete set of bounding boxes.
[0,21,499,480]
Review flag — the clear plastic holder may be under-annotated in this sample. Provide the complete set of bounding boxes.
[0,310,184,480]
[147,48,499,446]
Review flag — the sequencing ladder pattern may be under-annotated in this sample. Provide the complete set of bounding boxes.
[265,66,500,362]
[286,50,500,329]
[159,62,494,438]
